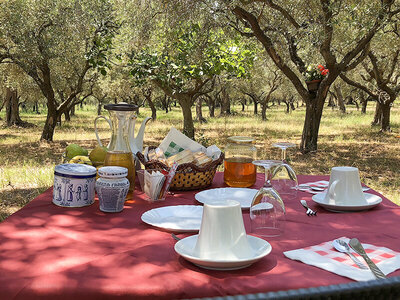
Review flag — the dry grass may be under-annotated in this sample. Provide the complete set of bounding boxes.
[1,103,399,221]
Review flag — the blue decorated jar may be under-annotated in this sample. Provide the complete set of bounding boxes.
[53,164,97,207]
[96,166,130,213]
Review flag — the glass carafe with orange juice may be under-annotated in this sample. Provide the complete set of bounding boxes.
[224,136,257,187]
[95,103,137,192]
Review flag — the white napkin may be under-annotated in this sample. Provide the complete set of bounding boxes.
[159,127,205,154]
[284,237,400,281]
[144,170,165,201]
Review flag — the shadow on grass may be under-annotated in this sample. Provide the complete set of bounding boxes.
[0,139,103,166]
[0,187,49,222]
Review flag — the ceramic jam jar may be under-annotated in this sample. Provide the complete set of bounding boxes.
[96,166,130,213]
[53,163,97,207]
[224,136,257,188]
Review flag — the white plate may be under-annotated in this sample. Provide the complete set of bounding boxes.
[195,188,258,209]
[141,205,203,232]
[174,235,271,270]
[312,192,382,212]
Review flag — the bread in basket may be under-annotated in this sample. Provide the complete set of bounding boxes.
[136,147,224,191]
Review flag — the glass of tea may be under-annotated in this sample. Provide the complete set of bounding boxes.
[224,136,257,188]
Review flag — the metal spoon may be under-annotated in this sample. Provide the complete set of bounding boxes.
[332,239,368,269]
[298,184,325,192]
[310,186,325,192]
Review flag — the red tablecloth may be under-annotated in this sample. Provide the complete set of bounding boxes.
[1,173,400,299]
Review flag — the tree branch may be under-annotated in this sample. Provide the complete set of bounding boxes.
[232,5,309,101]
[339,2,393,70]
[263,0,301,29]
[340,73,377,98]
[319,0,337,67]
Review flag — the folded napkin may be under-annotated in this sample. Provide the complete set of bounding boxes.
[298,180,329,194]
[284,237,400,281]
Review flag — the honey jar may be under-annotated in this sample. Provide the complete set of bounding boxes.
[224,136,257,187]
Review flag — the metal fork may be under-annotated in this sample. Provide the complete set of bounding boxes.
[300,200,317,216]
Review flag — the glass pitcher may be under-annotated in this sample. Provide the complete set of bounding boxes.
[94,103,138,192]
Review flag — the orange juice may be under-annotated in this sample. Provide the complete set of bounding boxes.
[224,157,256,187]
[104,151,135,191]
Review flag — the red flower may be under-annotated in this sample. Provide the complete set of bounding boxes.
[318,64,324,71]
[321,69,329,76]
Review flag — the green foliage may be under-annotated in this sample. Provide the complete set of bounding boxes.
[86,19,120,76]
[128,23,255,92]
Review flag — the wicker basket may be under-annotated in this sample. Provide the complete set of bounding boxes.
[136,148,224,191]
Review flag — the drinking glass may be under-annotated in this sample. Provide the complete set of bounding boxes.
[271,142,298,201]
[272,142,296,163]
[250,160,286,237]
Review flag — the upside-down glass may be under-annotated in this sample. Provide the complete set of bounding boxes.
[250,160,286,237]
[271,142,298,202]
[272,142,296,163]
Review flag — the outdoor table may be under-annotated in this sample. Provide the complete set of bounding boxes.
[1,172,400,299]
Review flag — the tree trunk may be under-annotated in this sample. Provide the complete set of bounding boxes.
[261,103,267,121]
[300,93,325,153]
[97,102,102,115]
[372,101,382,126]
[360,94,368,114]
[4,88,28,127]
[41,110,59,141]
[290,102,295,111]
[327,95,335,109]
[220,87,231,115]
[334,85,346,113]
[161,95,169,113]
[178,96,195,139]
[205,95,215,117]
[361,100,367,113]
[64,109,71,122]
[196,97,207,123]
[284,101,290,113]
[57,113,62,127]
[253,100,258,115]
[33,101,40,114]
[354,100,359,111]
[146,93,157,121]
[380,101,392,132]
[241,101,245,111]
[70,104,75,117]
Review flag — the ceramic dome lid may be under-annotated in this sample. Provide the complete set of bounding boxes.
[97,166,128,178]
[54,164,97,176]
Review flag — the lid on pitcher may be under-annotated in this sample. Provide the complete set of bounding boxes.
[104,103,138,111]
[98,166,128,178]
[54,164,97,176]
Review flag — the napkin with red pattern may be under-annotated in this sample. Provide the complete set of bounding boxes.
[284,237,400,281]
[298,180,329,194]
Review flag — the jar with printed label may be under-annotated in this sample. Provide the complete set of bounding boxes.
[96,166,130,213]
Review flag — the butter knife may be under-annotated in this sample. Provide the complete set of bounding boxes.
[349,238,387,279]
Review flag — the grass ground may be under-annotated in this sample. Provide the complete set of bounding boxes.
[0,103,399,221]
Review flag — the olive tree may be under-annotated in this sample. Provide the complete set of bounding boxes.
[214,0,400,153]
[128,24,254,139]
[0,0,117,141]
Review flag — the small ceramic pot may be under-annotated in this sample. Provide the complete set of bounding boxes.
[96,166,130,213]
[53,164,97,207]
